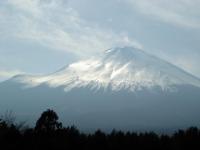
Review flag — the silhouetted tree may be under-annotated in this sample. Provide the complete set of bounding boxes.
[35,109,62,132]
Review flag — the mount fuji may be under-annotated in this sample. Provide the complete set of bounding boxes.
[1,47,200,132]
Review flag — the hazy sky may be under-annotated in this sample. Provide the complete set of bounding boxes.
[0,0,200,80]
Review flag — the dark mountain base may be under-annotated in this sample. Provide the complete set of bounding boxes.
[1,80,200,132]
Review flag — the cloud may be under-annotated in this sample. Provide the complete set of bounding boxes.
[170,55,200,78]
[127,0,200,29]
[0,70,25,79]
[0,0,142,58]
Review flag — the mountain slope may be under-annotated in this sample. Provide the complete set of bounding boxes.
[11,46,200,91]
[1,46,200,132]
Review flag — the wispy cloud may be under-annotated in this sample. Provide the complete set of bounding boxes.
[0,0,142,57]
[0,70,24,79]
[127,0,200,29]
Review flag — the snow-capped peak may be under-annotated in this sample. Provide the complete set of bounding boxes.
[11,46,200,92]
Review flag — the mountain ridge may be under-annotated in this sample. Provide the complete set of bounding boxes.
[9,46,200,92]
[1,46,200,131]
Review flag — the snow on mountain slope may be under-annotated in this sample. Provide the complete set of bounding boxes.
[11,46,200,92]
[1,46,200,131]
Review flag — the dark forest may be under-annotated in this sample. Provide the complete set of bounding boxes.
[0,109,200,150]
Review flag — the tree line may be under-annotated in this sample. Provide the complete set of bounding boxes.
[0,109,200,150]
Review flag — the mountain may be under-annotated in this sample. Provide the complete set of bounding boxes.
[1,46,200,132]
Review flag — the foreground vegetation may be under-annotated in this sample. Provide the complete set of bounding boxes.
[0,109,200,150]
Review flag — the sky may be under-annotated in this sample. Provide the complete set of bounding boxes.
[0,0,200,81]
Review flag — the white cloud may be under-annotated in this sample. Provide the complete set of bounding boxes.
[127,0,200,29]
[170,56,200,78]
[0,0,142,58]
[0,70,25,79]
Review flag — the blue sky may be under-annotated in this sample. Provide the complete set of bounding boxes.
[0,0,200,80]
